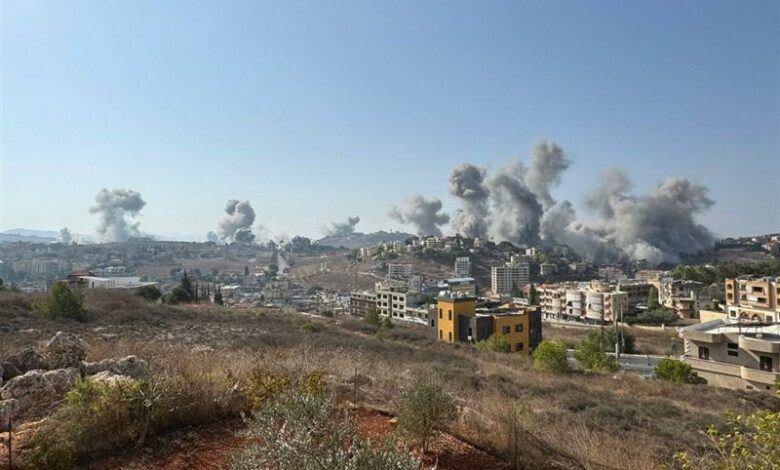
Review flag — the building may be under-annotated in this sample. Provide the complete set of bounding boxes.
[724,276,779,323]
[407,275,423,293]
[539,282,627,324]
[617,280,653,313]
[349,291,376,317]
[440,277,477,296]
[433,292,542,354]
[66,273,156,290]
[387,263,413,280]
[659,277,713,319]
[375,281,422,320]
[540,263,557,278]
[598,266,626,282]
[680,320,780,392]
[491,261,529,296]
[454,257,472,278]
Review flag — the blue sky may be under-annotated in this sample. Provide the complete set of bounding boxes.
[2,0,778,240]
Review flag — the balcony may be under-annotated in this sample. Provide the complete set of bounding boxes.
[740,367,780,385]
[684,330,723,344]
[685,357,740,376]
[739,336,780,354]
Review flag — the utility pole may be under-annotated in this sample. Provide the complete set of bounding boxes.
[614,302,621,359]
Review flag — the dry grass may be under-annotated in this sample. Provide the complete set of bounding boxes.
[2,290,778,469]
[543,322,682,355]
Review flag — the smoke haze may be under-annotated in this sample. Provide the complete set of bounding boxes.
[325,216,361,237]
[217,199,256,243]
[389,194,449,237]
[89,188,147,242]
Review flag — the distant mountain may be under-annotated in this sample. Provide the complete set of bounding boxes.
[3,228,60,238]
[316,230,413,249]
[0,233,57,243]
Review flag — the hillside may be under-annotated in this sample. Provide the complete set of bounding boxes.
[315,230,413,249]
[1,290,778,469]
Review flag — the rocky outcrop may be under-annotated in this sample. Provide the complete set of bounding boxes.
[0,398,19,428]
[44,331,89,369]
[82,355,149,380]
[2,348,48,380]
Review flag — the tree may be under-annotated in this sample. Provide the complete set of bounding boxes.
[180,271,195,300]
[244,266,250,276]
[512,282,523,298]
[213,286,224,306]
[647,286,660,309]
[364,305,381,327]
[135,285,162,302]
[34,282,89,322]
[629,308,678,325]
[395,373,458,454]
[475,334,511,353]
[166,287,191,305]
[601,327,636,354]
[654,358,705,384]
[528,284,540,305]
[573,335,619,373]
[533,340,569,373]
[380,317,393,329]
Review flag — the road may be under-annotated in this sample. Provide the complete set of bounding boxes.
[566,350,669,377]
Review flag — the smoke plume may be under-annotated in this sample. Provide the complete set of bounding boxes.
[389,194,449,237]
[206,231,221,243]
[89,188,146,242]
[326,216,361,237]
[218,199,256,243]
[449,163,490,238]
[60,228,73,244]
[414,138,716,263]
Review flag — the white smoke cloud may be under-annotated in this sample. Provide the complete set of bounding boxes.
[217,199,256,243]
[389,194,449,236]
[325,216,361,237]
[89,188,146,242]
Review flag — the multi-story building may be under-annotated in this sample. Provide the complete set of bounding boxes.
[540,263,557,278]
[407,274,423,293]
[540,282,627,324]
[724,276,779,323]
[387,263,413,280]
[617,280,653,313]
[454,256,472,278]
[440,277,477,296]
[433,292,542,354]
[349,291,376,317]
[538,283,573,319]
[598,266,626,282]
[659,277,713,319]
[680,320,780,392]
[375,281,422,320]
[491,261,529,296]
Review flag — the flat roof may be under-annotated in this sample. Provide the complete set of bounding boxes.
[683,319,780,343]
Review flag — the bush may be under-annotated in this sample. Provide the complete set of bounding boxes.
[395,373,458,453]
[230,389,422,470]
[573,335,619,373]
[475,334,511,353]
[600,327,636,354]
[300,321,319,333]
[135,285,162,302]
[380,317,393,329]
[165,286,191,305]
[33,281,89,322]
[364,305,381,326]
[533,340,569,373]
[655,358,705,384]
[628,308,678,325]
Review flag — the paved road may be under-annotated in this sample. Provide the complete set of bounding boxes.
[566,350,669,377]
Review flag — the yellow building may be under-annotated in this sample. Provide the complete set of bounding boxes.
[435,295,476,343]
[725,276,779,323]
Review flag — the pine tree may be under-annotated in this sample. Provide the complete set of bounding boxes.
[180,271,195,301]
[214,285,224,305]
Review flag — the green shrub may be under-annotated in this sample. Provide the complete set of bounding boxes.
[165,286,191,305]
[573,335,619,373]
[380,317,393,329]
[135,285,162,302]
[230,389,422,470]
[533,340,570,373]
[395,373,458,453]
[600,327,636,354]
[364,305,381,326]
[33,281,89,322]
[628,308,678,325]
[300,321,319,333]
[655,358,705,384]
[475,334,511,353]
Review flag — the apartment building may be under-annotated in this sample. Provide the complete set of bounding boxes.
[375,281,422,320]
[491,261,530,296]
[659,277,713,319]
[387,263,413,280]
[540,263,557,277]
[349,291,376,317]
[408,274,423,293]
[680,320,780,392]
[539,282,627,324]
[617,280,653,313]
[454,256,472,278]
[724,276,779,323]
[433,292,542,354]
[598,266,626,282]
[440,277,477,296]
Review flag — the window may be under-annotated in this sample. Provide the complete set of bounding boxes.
[448,310,452,320]
[439,329,443,339]
[502,325,510,334]
[760,356,773,372]
[439,309,443,319]
[516,342,524,352]
[468,327,472,337]
[515,324,523,333]
[727,342,739,357]
[698,347,710,360]
[448,332,452,341]
[767,315,774,322]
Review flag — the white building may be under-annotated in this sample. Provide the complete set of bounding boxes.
[454,257,471,278]
[387,263,413,279]
[408,275,423,293]
[375,281,422,321]
[491,261,530,296]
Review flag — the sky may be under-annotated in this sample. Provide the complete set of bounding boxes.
[2,0,778,241]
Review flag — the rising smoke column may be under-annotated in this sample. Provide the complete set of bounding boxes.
[487,161,544,246]
[89,189,146,242]
[217,199,256,243]
[524,139,571,210]
[326,216,361,237]
[388,194,449,236]
[60,228,73,244]
[449,163,490,238]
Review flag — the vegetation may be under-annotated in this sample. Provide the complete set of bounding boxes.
[135,285,162,302]
[671,259,780,285]
[230,389,422,470]
[573,335,619,373]
[395,373,459,453]
[532,340,569,373]
[601,327,636,354]
[655,358,705,384]
[475,334,511,353]
[364,305,381,327]
[33,281,89,322]
[647,286,661,309]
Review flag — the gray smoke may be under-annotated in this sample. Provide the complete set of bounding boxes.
[218,199,256,243]
[326,216,361,237]
[487,161,544,246]
[525,140,570,210]
[449,163,490,238]
[389,194,450,236]
[206,231,221,243]
[89,188,146,242]
[60,228,73,244]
